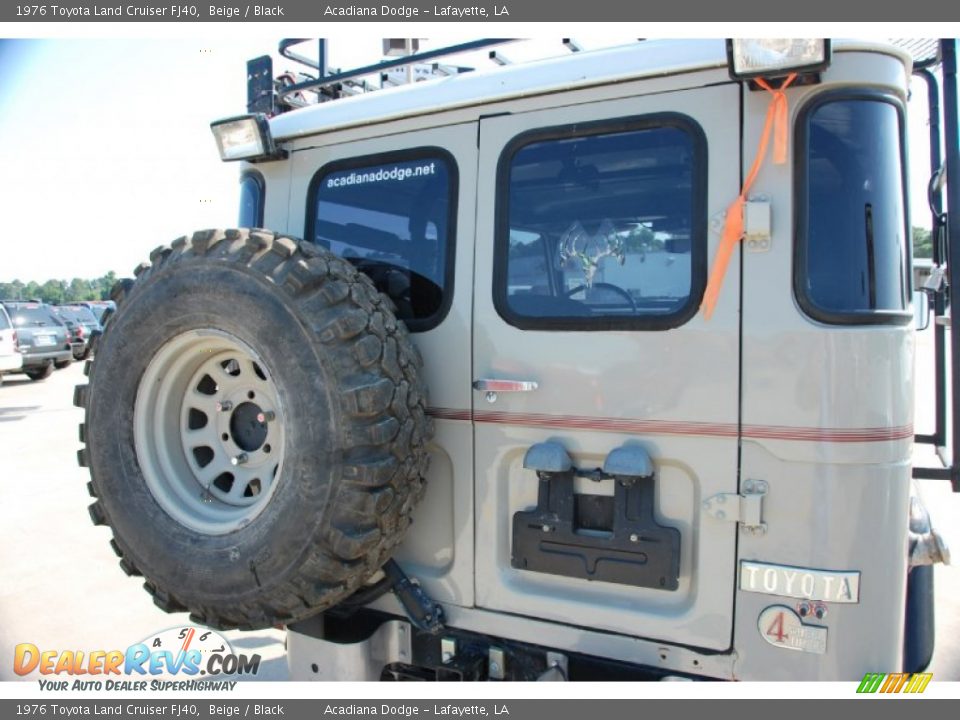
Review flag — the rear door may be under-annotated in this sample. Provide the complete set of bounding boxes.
[289,122,479,608]
[472,85,741,650]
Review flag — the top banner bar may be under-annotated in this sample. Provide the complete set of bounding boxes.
[2,0,956,22]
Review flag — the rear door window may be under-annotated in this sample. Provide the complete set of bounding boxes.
[494,116,706,330]
[795,94,910,324]
[306,151,456,332]
[56,307,98,325]
[12,306,61,326]
[238,171,265,228]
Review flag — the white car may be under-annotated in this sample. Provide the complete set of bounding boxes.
[0,304,23,385]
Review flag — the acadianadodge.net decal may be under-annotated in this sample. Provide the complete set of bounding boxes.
[13,627,260,691]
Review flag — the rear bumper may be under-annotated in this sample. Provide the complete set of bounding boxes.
[286,611,696,681]
[20,349,72,368]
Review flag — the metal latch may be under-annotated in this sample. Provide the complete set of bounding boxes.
[702,480,768,535]
[708,197,771,252]
[743,197,771,252]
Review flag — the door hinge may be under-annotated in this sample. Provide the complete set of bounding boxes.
[702,480,768,535]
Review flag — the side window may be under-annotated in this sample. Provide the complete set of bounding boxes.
[495,115,706,330]
[238,171,265,228]
[0,309,10,330]
[307,151,457,332]
[795,94,910,324]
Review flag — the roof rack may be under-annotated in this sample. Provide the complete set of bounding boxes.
[248,39,518,115]
[890,38,942,69]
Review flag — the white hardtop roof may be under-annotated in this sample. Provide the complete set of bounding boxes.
[268,39,910,142]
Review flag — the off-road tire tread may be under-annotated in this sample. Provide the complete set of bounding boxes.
[76,228,433,630]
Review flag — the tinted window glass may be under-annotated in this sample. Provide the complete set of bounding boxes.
[498,121,704,329]
[238,173,264,228]
[798,98,908,320]
[310,155,454,330]
[56,307,98,324]
[0,309,10,330]
[12,306,61,326]
[88,305,110,321]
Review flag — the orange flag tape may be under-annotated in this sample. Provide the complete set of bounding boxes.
[700,74,797,320]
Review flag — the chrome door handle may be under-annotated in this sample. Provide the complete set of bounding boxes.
[473,379,539,393]
[473,379,538,403]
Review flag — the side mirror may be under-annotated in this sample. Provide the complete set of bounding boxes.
[914,290,931,332]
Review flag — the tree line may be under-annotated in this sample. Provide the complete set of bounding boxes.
[0,273,119,305]
[0,229,937,304]
[913,227,934,259]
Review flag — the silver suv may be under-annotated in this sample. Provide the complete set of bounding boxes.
[2,301,72,381]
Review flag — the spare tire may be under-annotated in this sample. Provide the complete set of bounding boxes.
[75,229,432,630]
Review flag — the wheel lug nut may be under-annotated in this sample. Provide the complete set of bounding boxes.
[217,401,233,412]
[231,453,249,466]
[257,411,276,423]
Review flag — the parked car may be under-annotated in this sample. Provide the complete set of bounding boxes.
[54,305,102,360]
[1,301,73,380]
[67,300,116,323]
[0,304,23,385]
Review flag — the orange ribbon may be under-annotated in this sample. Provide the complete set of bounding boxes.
[700,74,797,320]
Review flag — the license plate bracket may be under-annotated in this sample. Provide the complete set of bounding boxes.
[511,469,681,590]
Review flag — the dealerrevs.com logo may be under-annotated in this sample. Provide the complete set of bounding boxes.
[14,627,259,691]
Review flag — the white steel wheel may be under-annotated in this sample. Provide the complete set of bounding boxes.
[134,329,285,535]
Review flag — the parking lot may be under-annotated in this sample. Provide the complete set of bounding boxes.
[1,351,959,681]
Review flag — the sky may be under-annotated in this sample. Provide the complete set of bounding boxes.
[0,31,950,283]
[0,37,270,281]
[0,35,639,282]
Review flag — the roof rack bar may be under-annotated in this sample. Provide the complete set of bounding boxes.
[432,63,468,77]
[279,39,322,72]
[276,38,515,104]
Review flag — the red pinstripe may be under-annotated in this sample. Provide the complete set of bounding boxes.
[425,407,912,443]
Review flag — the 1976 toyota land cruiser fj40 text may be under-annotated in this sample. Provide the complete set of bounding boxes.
[75,38,959,681]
